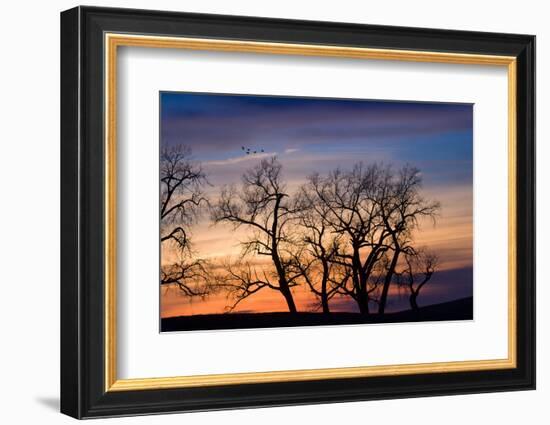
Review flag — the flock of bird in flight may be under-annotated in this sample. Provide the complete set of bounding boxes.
[241,146,265,155]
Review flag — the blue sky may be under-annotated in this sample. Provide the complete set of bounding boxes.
[160,92,473,189]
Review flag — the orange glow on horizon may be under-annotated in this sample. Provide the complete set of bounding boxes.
[161,181,473,318]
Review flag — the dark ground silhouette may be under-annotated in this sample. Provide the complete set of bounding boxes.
[161,296,473,332]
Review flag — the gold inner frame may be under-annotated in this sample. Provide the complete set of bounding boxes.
[104,33,517,392]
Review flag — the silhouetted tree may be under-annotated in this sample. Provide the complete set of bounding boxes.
[305,164,390,313]
[160,144,210,296]
[307,163,439,314]
[212,157,303,312]
[293,183,348,314]
[376,165,440,314]
[396,250,438,311]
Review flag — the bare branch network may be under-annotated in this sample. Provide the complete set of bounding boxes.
[160,144,441,315]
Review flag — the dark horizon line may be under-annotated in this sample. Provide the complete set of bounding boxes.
[160,296,474,332]
[162,294,473,319]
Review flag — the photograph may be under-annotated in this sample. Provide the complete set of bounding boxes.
[159,92,474,331]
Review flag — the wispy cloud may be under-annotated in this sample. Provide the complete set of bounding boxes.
[284,148,300,154]
[204,152,274,166]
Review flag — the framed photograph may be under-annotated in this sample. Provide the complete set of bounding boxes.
[60,6,535,419]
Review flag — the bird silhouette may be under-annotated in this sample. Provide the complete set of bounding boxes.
[241,146,265,155]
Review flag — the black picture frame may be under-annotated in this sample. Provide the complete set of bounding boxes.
[61,5,535,419]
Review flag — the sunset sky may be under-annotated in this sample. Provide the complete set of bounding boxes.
[160,92,473,318]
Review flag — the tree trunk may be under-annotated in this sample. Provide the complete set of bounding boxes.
[272,249,297,313]
[409,292,419,311]
[280,284,297,313]
[270,194,297,313]
[320,259,330,314]
[378,248,400,315]
[351,244,369,314]
[357,291,370,314]
[321,293,330,314]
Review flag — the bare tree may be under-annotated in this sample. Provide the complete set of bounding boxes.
[395,250,438,311]
[293,183,348,314]
[305,164,391,314]
[307,163,440,315]
[376,165,440,314]
[160,144,210,296]
[211,157,303,312]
